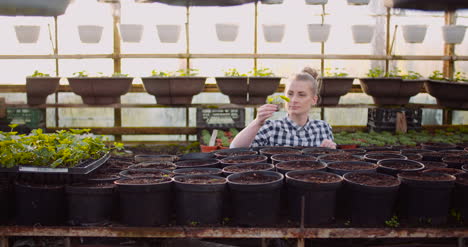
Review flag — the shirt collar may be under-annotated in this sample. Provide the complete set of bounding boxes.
[285,115,309,131]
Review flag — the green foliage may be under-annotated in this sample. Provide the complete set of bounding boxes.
[30,70,50,77]
[266,95,290,104]
[324,67,349,77]
[111,72,129,77]
[385,216,400,228]
[200,129,240,147]
[0,128,122,169]
[401,71,423,80]
[249,67,275,77]
[387,68,402,77]
[223,68,248,77]
[453,71,468,82]
[429,70,446,81]
[176,68,199,76]
[73,71,89,77]
[151,70,173,77]
[201,129,212,145]
[366,67,385,78]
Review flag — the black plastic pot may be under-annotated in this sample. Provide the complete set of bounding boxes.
[128,161,176,170]
[134,154,179,163]
[175,159,220,169]
[66,183,116,226]
[87,174,121,184]
[276,160,327,175]
[15,181,66,226]
[227,171,283,226]
[222,163,275,176]
[0,182,9,224]
[327,161,377,176]
[463,164,468,172]
[422,152,444,162]
[285,171,342,225]
[119,168,174,179]
[364,153,407,163]
[421,161,448,170]
[421,142,458,151]
[342,172,400,226]
[377,159,424,176]
[220,155,268,168]
[173,175,227,225]
[173,168,223,177]
[270,154,317,165]
[317,154,363,164]
[404,153,423,161]
[115,177,173,226]
[401,149,436,155]
[259,147,302,160]
[213,149,257,159]
[302,147,343,157]
[397,171,455,225]
[423,168,465,176]
[442,155,468,169]
[454,173,468,222]
[342,148,366,156]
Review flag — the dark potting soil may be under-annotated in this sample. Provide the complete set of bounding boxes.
[273,155,317,162]
[399,172,455,182]
[15,181,64,188]
[328,162,375,171]
[277,161,325,171]
[175,176,225,184]
[261,148,301,155]
[366,154,404,160]
[88,174,120,180]
[439,150,467,157]
[124,170,174,178]
[176,160,217,167]
[70,183,115,188]
[366,150,401,155]
[380,161,422,170]
[342,149,366,155]
[320,154,362,161]
[229,172,278,184]
[420,161,447,169]
[423,168,465,176]
[443,156,468,163]
[404,154,422,161]
[105,160,134,170]
[346,173,399,187]
[215,151,257,158]
[224,164,272,173]
[118,177,171,185]
[303,149,342,155]
[222,156,265,164]
[288,172,341,183]
[131,163,175,170]
[175,169,220,175]
[456,173,468,185]
[402,149,434,154]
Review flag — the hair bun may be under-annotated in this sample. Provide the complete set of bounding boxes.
[302,67,318,79]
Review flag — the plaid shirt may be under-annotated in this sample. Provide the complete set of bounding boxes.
[251,116,334,148]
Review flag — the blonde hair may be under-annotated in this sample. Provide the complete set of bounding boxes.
[286,66,319,96]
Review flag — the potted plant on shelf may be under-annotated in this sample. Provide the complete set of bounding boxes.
[317,67,354,106]
[78,25,104,44]
[215,68,249,104]
[424,70,468,109]
[67,71,133,105]
[156,24,181,43]
[248,67,282,104]
[119,24,144,43]
[351,24,375,44]
[262,24,285,43]
[442,25,467,44]
[215,23,239,42]
[307,24,331,43]
[402,24,428,43]
[14,25,40,43]
[142,69,206,105]
[26,70,60,105]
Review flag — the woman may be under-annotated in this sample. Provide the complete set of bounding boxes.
[230,67,336,149]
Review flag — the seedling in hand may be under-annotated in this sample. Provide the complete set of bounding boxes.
[266,95,290,111]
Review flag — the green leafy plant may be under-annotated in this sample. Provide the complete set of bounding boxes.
[73,71,89,77]
[387,68,402,77]
[30,70,51,77]
[249,67,275,77]
[324,67,348,77]
[176,68,199,76]
[200,128,239,147]
[401,71,423,80]
[151,70,173,77]
[223,68,248,77]
[385,216,400,228]
[189,221,199,226]
[111,72,129,77]
[429,70,446,81]
[453,71,468,82]
[366,67,385,78]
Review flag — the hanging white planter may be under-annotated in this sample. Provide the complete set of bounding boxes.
[78,25,104,44]
[14,25,40,43]
[119,24,144,43]
[347,0,370,5]
[307,24,331,42]
[402,25,427,43]
[305,0,328,4]
[442,25,467,44]
[351,25,375,43]
[156,24,181,43]
[262,24,285,43]
[260,0,283,4]
[215,23,239,42]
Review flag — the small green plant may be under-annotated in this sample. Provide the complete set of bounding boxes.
[111,72,129,77]
[324,67,348,77]
[429,70,446,81]
[387,68,402,77]
[385,216,400,228]
[73,71,89,77]
[222,217,231,225]
[418,217,432,225]
[151,70,173,77]
[176,68,199,76]
[30,70,50,77]
[224,68,247,77]
[366,67,385,78]
[249,67,275,77]
[401,71,423,80]
[450,209,462,223]
[201,129,212,145]
[190,221,199,226]
[453,71,468,82]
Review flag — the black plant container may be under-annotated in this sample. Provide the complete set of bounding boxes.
[377,159,424,176]
[173,175,227,225]
[227,171,283,226]
[15,181,66,226]
[175,159,220,169]
[342,172,400,226]
[285,170,342,225]
[0,181,9,224]
[66,183,116,226]
[327,161,377,176]
[397,171,455,225]
[454,173,468,223]
[115,177,173,226]
[222,163,275,176]
[173,168,223,177]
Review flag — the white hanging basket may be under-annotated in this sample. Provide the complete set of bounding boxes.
[260,0,283,4]
[305,0,328,4]
[402,25,427,43]
[262,24,285,43]
[156,24,181,43]
[215,23,239,42]
[78,25,104,44]
[119,24,144,43]
[347,0,370,5]
[307,24,331,42]
[351,24,375,43]
[442,25,467,44]
[14,25,40,43]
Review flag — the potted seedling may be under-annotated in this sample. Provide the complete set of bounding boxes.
[78,25,104,44]
[442,25,467,44]
[14,25,40,43]
[215,23,239,42]
[142,68,206,105]
[248,67,282,104]
[156,24,181,43]
[26,70,60,105]
[317,67,354,106]
[307,24,331,43]
[262,24,286,43]
[351,24,375,44]
[425,70,468,109]
[67,71,133,105]
[402,25,428,43]
[215,68,249,104]
[266,95,290,111]
[119,24,144,43]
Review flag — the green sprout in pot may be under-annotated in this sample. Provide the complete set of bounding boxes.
[223,68,247,77]
[366,67,385,78]
[429,70,446,81]
[401,71,423,80]
[266,95,290,111]
[151,70,173,77]
[454,71,468,82]
[324,67,348,77]
[176,68,199,77]
[111,72,129,77]
[249,67,275,77]
[30,70,51,77]
[73,71,89,77]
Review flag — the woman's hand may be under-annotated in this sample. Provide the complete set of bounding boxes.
[254,104,278,126]
[320,139,337,149]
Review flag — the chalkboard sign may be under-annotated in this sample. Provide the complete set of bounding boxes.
[196,108,245,128]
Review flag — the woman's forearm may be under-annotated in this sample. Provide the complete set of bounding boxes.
[230,119,263,148]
